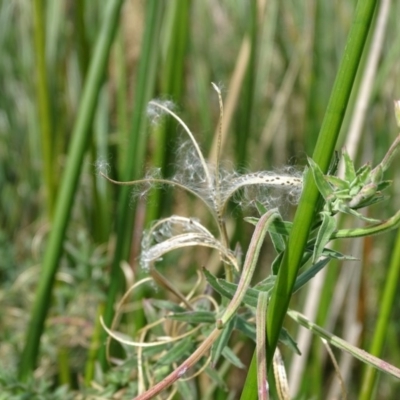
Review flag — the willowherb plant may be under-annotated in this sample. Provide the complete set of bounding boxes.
[98,84,304,397]
[102,84,303,279]
[100,91,400,399]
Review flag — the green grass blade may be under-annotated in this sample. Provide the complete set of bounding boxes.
[235,0,257,170]
[33,0,55,216]
[98,0,164,369]
[115,27,130,176]
[18,0,124,381]
[360,227,400,399]
[145,0,190,224]
[240,1,378,398]
[266,0,377,367]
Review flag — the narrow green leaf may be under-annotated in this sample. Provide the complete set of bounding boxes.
[205,275,258,307]
[332,209,400,239]
[222,346,245,369]
[268,219,293,236]
[279,328,301,355]
[352,194,388,209]
[288,310,400,380]
[256,201,268,215]
[167,310,216,324]
[203,267,233,301]
[334,191,353,200]
[269,230,286,253]
[253,275,276,292]
[348,182,378,208]
[271,252,284,275]
[355,163,371,179]
[307,157,333,201]
[211,318,234,367]
[342,147,357,182]
[142,343,172,359]
[142,300,164,336]
[376,180,392,192]
[325,175,349,191]
[246,215,292,240]
[204,365,228,391]
[217,279,261,308]
[150,299,187,313]
[244,216,259,226]
[336,202,381,223]
[294,258,330,293]
[176,380,196,399]
[155,338,193,367]
[235,316,256,342]
[349,178,366,196]
[312,211,337,263]
[320,248,358,260]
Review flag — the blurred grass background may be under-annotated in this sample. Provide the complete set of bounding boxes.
[0,0,400,398]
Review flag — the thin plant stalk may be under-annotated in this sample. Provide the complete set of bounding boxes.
[240,1,378,398]
[304,1,335,154]
[145,0,189,224]
[57,348,72,386]
[84,304,105,386]
[98,0,164,369]
[115,27,130,177]
[359,226,400,399]
[288,310,400,380]
[235,0,257,170]
[92,87,112,243]
[291,0,390,393]
[267,0,377,367]
[18,0,124,381]
[33,0,55,216]
[74,0,90,77]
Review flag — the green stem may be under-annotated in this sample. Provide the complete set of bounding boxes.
[99,0,164,370]
[235,0,257,170]
[84,304,105,386]
[57,348,71,386]
[145,0,189,225]
[33,0,55,216]
[240,1,377,397]
[359,227,400,399]
[18,0,124,381]
[115,27,130,177]
[266,0,377,368]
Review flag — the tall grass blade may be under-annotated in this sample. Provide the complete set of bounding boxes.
[145,0,190,224]
[18,0,124,381]
[33,0,55,216]
[360,227,400,399]
[240,1,378,398]
[98,0,164,369]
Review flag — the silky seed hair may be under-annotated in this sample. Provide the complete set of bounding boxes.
[146,96,303,215]
[100,88,304,273]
